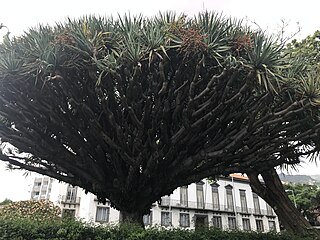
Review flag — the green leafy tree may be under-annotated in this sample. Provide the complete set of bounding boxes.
[0,198,13,205]
[286,30,320,66]
[0,12,319,236]
[284,183,320,225]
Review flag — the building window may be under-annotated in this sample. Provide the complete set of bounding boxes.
[180,186,188,207]
[268,220,276,231]
[66,185,77,202]
[256,219,264,232]
[212,216,222,229]
[252,193,261,214]
[195,215,208,229]
[228,217,236,230]
[225,185,234,211]
[179,213,190,227]
[196,182,204,209]
[211,184,220,210]
[242,218,251,231]
[143,212,152,226]
[161,211,172,226]
[266,203,274,216]
[95,206,109,222]
[62,209,76,218]
[239,190,248,213]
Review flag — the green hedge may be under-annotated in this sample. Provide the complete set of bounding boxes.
[0,217,315,240]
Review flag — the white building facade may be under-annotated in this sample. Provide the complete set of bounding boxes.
[31,174,280,232]
[30,176,54,200]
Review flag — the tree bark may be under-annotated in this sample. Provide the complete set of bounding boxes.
[248,168,320,238]
[119,210,145,228]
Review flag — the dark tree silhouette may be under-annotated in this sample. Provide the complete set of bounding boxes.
[0,13,319,235]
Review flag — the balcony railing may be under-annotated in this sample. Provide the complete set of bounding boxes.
[60,195,81,204]
[32,186,41,191]
[235,206,272,215]
[160,199,232,211]
[159,199,274,216]
[266,209,275,216]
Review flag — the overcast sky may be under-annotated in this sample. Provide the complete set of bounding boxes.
[1,0,320,201]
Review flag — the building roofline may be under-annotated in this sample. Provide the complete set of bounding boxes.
[218,174,250,183]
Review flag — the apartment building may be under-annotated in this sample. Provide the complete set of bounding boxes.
[30,176,54,200]
[31,174,279,232]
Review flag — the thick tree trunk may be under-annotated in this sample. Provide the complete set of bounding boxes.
[247,168,320,238]
[119,210,145,228]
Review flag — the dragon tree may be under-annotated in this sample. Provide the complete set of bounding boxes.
[0,13,319,235]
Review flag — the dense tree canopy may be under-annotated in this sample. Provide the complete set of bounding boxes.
[0,12,320,225]
[284,183,320,225]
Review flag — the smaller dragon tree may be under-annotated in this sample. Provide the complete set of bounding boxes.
[0,13,319,235]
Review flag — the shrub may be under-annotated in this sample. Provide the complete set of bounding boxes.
[0,217,316,240]
[0,200,61,221]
